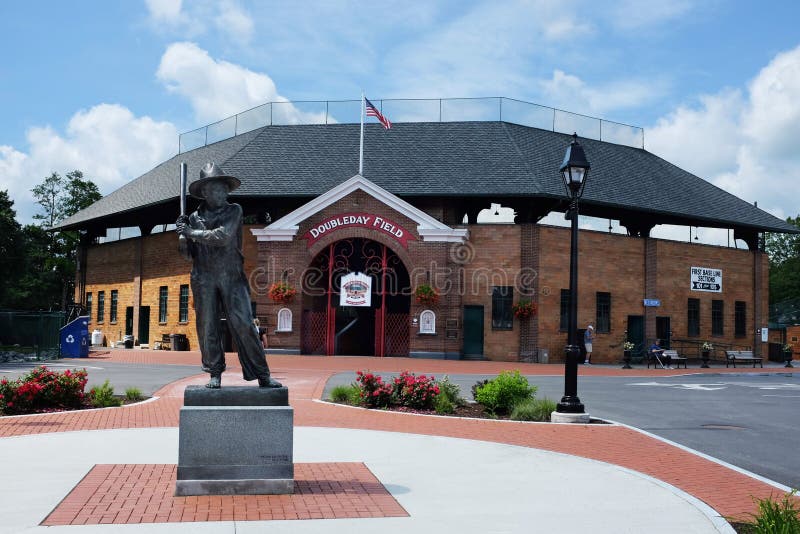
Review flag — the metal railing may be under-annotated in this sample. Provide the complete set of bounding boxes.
[178,96,645,153]
[0,310,65,360]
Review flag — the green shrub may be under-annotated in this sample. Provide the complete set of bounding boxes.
[471,379,490,401]
[124,387,143,401]
[437,376,465,407]
[511,397,557,422]
[475,371,536,415]
[330,384,360,405]
[743,490,800,534]
[89,380,122,408]
[434,393,455,414]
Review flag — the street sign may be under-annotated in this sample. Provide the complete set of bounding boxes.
[643,299,661,307]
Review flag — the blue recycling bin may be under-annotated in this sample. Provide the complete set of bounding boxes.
[60,316,90,358]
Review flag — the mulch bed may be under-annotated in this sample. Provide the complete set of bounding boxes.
[331,401,609,423]
[1,396,149,417]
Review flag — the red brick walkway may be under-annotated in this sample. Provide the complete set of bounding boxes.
[42,463,407,525]
[3,349,798,523]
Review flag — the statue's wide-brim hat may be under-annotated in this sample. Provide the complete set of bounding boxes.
[188,162,241,198]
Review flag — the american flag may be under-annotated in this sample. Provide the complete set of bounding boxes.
[365,98,392,129]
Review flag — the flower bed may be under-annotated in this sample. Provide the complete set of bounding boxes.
[0,366,145,416]
[330,370,608,423]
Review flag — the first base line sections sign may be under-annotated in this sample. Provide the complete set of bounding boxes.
[691,266,722,292]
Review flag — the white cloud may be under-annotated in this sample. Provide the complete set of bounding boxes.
[144,0,254,45]
[607,0,694,30]
[145,0,182,22]
[647,45,800,222]
[215,1,253,44]
[156,41,323,125]
[646,89,744,178]
[384,1,595,98]
[0,104,176,224]
[539,69,664,117]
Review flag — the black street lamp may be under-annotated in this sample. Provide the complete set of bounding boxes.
[554,133,590,421]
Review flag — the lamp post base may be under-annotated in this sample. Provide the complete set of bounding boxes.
[551,411,591,424]
[556,396,584,414]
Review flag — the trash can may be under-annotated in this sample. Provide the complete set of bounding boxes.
[538,348,549,364]
[123,334,134,349]
[171,333,189,351]
[60,316,90,358]
[91,329,104,346]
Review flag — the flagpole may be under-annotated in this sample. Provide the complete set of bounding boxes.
[359,92,365,176]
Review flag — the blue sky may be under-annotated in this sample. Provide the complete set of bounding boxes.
[1,0,799,242]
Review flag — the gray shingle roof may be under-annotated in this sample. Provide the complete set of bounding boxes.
[52,121,796,233]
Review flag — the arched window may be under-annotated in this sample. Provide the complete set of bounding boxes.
[277,308,293,332]
[420,309,436,334]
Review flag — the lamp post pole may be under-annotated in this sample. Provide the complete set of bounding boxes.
[557,192,585,414]
[553,133,590,423]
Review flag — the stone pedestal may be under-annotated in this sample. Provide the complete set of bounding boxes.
[175,385,293,496]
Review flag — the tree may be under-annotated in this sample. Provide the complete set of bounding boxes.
[27,170,102,311]
[0,191,23,307]
[765,215,800,305]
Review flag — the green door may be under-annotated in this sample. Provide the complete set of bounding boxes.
[125,307,134,336]
[463,305,484,357]
[138,306,150,345]
[656,316,671,349]
[627,315,644,356]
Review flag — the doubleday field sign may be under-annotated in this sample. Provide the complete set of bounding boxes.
[690,266,722,292]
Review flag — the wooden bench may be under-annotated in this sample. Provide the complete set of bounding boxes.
[646,349,687,369]
[725,350,762,368]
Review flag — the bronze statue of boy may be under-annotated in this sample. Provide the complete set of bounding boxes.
[176,162,281,389]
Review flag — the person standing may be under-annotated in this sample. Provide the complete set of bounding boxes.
[584,325,594,364]
[176,162,282,389]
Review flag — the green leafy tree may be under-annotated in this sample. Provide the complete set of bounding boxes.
[766,215,800,305]
[0,191,23,307]
[25,170,102,311]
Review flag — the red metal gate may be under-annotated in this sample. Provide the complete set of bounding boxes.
[302,238,409,357]
[301,310,328,355]
[383,312,410,357]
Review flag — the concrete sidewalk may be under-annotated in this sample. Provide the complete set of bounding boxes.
[0,427,731,533]
[1,350,795,532]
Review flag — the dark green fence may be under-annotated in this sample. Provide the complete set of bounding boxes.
[0,311,65,359]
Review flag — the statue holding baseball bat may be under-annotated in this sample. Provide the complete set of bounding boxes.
[176,162,281,389]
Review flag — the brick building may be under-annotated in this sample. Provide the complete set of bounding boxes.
[53,121,796,363]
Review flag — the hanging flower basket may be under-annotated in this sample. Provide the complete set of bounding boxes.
[269,282,297,304]
[414,284,439,306]
[512,300,537,319]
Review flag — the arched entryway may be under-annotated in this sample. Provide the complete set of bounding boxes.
[301,238,410,356]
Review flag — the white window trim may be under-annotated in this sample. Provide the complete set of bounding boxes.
[276,308,293,332]
[420,309,436,335]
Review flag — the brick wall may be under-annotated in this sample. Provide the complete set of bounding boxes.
[536,226,646,363]
[81,224,263,351]
[461,224,522,361]
[79,204,769,364]
[656,239,765,356]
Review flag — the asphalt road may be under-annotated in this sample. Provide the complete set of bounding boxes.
[0,360,202,397]
[323,370,800,490]
[4,359,797,489]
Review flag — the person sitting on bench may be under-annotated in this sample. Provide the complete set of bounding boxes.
[649,339,672,369]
